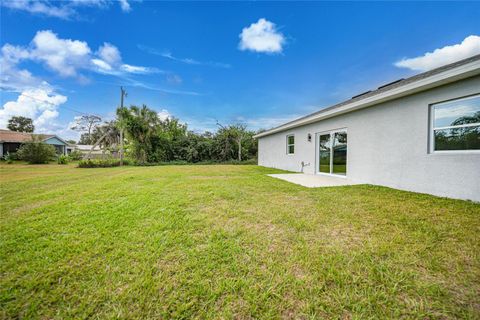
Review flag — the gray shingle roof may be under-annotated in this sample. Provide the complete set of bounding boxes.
[0,129,63,144]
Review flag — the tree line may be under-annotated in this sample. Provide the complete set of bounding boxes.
[74,105,260,164]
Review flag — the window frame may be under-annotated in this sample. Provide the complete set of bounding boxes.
[429,94,480,154]
[286,134,295,155]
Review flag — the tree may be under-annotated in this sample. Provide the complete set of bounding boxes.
[84,121,121,159]
[451,111,480,126]
[231,124,248,161]
[89,121,120,152]
[215,123,253,161]
[113,104,259,164]
[7,116,34,133]
[70,115,102,144]
[116,105,159,164]
[78,133,92,145]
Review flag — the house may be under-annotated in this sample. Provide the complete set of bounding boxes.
[74,144,101,153]
[254,54,480,202]
[0,129,71,157]
[73,144,104,157]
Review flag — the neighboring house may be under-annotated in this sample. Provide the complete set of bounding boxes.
[254,54,480,202]
[0,129,70,157]
[74,144,102,153]
[73,144,103,157]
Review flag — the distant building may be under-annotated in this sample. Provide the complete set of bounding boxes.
[73,144,103,156]
[0,129,71,157]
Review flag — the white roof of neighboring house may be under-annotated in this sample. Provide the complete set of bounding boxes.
[254,54,480,138]
[75,144,102,151]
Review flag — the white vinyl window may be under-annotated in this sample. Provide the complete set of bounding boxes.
[430,94,480,152]
[286,134,295,154]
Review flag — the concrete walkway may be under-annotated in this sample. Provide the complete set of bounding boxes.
[268,173,360,188]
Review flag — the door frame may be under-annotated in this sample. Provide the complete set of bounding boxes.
[315,127,348,178]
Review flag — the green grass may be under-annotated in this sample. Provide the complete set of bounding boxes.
[1,163,479,319]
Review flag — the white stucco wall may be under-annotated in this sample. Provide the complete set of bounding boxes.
[258,75,480,202]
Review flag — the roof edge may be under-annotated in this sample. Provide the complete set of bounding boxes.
[254,55,480,139]
[42,135,69,145]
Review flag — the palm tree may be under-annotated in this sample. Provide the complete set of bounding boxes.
[116,105,159,164]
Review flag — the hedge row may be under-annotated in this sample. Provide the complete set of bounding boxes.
[77,158,256,168]
[77,159,132,168]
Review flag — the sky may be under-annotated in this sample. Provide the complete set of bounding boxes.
[1,1,480,140]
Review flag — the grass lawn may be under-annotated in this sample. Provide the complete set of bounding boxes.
[1,164,479,319]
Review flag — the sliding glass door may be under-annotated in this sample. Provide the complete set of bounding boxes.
[318,130,347,176]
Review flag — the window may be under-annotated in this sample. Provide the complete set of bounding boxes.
[431,94,480,152]
[286,134,295,154]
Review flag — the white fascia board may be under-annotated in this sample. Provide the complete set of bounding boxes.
[254,60,480,139]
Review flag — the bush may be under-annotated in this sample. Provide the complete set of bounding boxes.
[3,152,14,164]
[76,158,255,168]
[57,154,69,164]
[17,141,56,164]
[130,159,257,166]
[77,158,131,168]
[69,150,83,160]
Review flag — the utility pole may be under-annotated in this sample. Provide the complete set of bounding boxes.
[119,86,127,166]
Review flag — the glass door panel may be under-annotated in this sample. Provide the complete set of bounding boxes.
[318,130,348,176]
[319,134,331,173]
[332,132,347,175]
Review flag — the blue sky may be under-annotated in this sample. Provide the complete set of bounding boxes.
[1,1,480,139]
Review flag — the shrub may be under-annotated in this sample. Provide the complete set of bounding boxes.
[57,154,69,164]
[17,141,56,164]
[3,152,14,164]
[130,159,257,166]
[77,158,131,168]
[69,150,83,161]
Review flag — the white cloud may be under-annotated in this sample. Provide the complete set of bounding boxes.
[118,0,131,12]
[120,64,157,74]
[124,78,200,96]
[0,88,67,133]
[138,45,232,68]
[0,44,46,91]
[0,0,131,19]
[35,109,59,130]
[93,43,158,75]
[91,58,113,71]
[433,101,479,127]
[182,117,218,133]
[395,35,480,72]
[157,109,171,121]
[97,42,121,66]
[166,74,182,85]
[1,43,31,65]
[0,30,157,87]
[31,30,92,77]
[1,0,74,18]
[239,18,285,54]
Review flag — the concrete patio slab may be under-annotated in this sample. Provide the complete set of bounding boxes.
[268,173,361,188]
